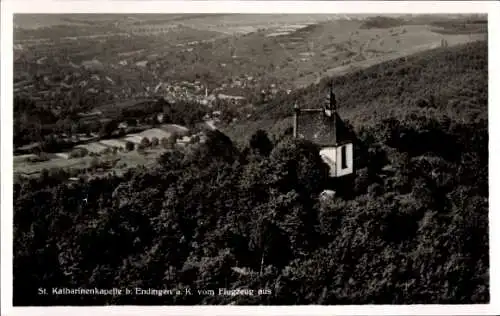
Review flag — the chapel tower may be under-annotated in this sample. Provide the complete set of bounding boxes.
[293,81,355,178]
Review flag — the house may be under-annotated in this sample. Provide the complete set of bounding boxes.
[36,56,48,65]
[217,93,246,103]
[118,122,128,129]
[135,60,148,67]
[157,113,164,123]
[202,120,217,131]
[200,94,217,107]
[13,80,33,89]
[14,154,39,164]
[293,82,356,178]
[160,124,190,137]
[16,142,41,155]
[81,59,104,71]
[177,135,192,146]
[55,152,71,160]
[78,134,99,142]
[134,128,173,141]
[105,76,115,84]
[124,135,144,147]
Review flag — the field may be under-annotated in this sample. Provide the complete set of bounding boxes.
[155,16,486,89]
[14,15,486,91]
[268,22,486,88]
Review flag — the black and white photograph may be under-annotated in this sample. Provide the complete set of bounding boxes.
[1,0,497,314]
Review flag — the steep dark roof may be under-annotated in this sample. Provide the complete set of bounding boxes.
[297,111,356,147]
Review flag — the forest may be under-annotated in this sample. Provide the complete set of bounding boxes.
[252,41,487,124]
[13,40,488,305]
[359,15,487,33]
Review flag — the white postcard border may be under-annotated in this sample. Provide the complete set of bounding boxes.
[1,1,499,315]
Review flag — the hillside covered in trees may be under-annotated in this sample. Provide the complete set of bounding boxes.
[13,40,488,305]
[223,40,486,142]
[254,41,487,122]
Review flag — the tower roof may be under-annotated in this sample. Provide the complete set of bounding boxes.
[297,110,355,147]
[294,81,356,147]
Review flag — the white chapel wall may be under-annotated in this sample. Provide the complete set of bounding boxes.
[336,143,353,177]
[319,147,337,177]
[319,143,354,178]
